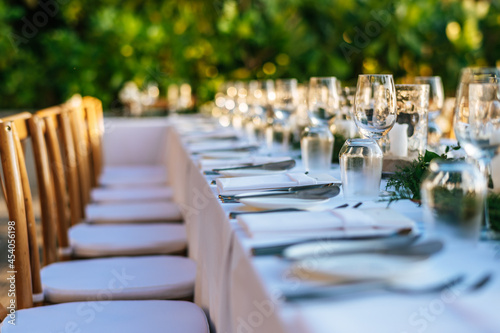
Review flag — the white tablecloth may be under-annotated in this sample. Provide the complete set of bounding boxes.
[164,117,500,333]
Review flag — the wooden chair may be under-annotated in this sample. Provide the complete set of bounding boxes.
[35,107,187,258]
[63,101,182,223]
[0,113,197,306]
[81,96,171,191]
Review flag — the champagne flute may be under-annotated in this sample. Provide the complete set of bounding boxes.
[415,76,444,148]
[454,67,500,238]
[353,74,397,151]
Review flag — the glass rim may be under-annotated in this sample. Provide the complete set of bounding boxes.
[415,76,442,79]
[429,159,477,171]
[310,76,338,80]
[344,138,378,145]
[358,74,393,78]
[395,83,430,89]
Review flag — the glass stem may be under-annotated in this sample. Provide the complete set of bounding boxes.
[282,124,291,152]
[477,159,491,231]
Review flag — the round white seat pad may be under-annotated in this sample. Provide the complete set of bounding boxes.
[100,165,167,187]
[0,300,208,333]
[69,224,187,257]
[41,256,195,303]
[91,186,174,203]
[85,202,182,223]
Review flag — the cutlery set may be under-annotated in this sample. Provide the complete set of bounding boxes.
[201,152,495,302]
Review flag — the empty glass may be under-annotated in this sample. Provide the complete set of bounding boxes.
[415,76,444,148]
[387,84,429,159]
[454,67,500,237]
[421,160,486,242]
[268,79,298,151]
[333,86,358,138]
[301,126,334,172]
[339,138,383,200]
[307,77,339,126]
[353,74,397,151]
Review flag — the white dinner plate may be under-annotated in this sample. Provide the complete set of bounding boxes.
[218,169,287,177]
[291,253,424,282]
[238,196,330,209]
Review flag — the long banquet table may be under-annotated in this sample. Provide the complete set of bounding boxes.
[158,115,500,333]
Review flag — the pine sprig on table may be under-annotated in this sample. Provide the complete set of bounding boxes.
[488,193,500,231]
[385,146,462,203]
[386,150,446,202]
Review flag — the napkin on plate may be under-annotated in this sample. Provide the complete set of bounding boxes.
[216,172,339,195]
[237,208,416,238]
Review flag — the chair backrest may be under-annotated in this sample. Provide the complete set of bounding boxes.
[82,96,104,187]
[66,103,92,213]
[0,113,50,309]
[36,106,82,249]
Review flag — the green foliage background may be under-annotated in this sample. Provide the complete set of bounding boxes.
[2,0,499,109]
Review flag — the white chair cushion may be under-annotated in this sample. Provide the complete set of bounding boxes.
[91,186,174,203]
[69,224,187,257]
[100,165,167,187]
[86,202,182,223]
[41,256,196,303]
[0,300,209,333]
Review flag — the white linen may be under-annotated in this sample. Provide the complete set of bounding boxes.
[99,165,167,187]
[216,172,339,195]
[41,256,195,303]
[69,223,186,257]
[237,208,416,238]
[85,202,182,223]
[91,186,173,203]
[0,300,209,333]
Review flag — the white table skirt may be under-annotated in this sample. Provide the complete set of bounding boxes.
[164,122,500,333]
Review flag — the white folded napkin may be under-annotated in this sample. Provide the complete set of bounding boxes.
[216,172,339,195]
[199,156,293,170]
[237,208,416,238]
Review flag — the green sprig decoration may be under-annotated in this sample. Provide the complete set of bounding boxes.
[385,145,462,203]
[488,193,500,232]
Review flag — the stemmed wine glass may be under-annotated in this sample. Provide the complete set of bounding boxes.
[415,76,444,149]
[353,74,397,151]
[307,77,340,126]
[454,67,500,238]
[300,77,338,171]
[268,79,298,151]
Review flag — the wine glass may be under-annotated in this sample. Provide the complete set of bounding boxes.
[268,79,298,151]
[307,77,340,126]
[454,67,500,238]
[415,76,444,148]
[353,74,397,151]
[300,77,337,171]
[247,80,274,142]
